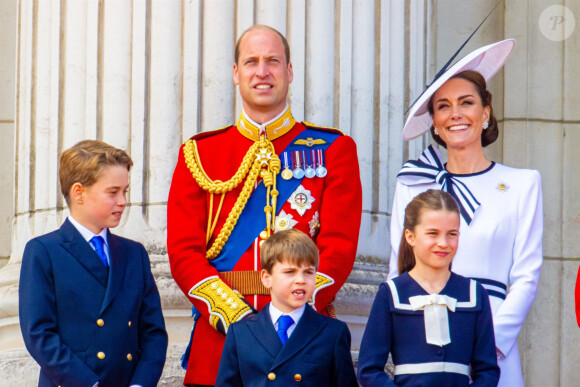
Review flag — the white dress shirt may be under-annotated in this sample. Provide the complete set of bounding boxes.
[268,303,306,339]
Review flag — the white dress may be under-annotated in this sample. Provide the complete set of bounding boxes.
[388,149,543,387]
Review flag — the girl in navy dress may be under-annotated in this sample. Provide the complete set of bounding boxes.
[358,189,499,387]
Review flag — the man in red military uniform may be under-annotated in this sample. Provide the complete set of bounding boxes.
[167,25,362,386]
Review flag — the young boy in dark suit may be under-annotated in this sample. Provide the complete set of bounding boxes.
[19,140,168,387]
[215,229,358,386]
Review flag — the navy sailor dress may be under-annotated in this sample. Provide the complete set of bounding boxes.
[357,272,499,387]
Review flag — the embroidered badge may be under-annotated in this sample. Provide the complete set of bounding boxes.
[275,210,298,232]
[273,117,291,134]
[496,182,510,193]
[293,137,327,147]
[309,211,320,237]
[288,185,315,216]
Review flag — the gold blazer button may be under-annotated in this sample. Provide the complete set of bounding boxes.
[97,352,105,359]
[294,374,302,381]
[96,319,104,326]
[268,372,276,380]
[127,353,133,361]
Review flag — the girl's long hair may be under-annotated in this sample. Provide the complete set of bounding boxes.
[398,189,460,274]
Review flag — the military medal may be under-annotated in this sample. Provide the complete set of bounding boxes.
[292,151,305,179]
[315,149,327,178]
[281,152,293,180]
[288,185,315,216]
[309,211,320,237]
[304,150,316,178]
[274,210,298,232]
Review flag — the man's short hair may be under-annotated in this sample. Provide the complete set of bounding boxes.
[234,24,291,65]
[59,140,133,204]
[260,229,319,273]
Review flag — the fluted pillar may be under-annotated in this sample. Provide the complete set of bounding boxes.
[5,0,576,385]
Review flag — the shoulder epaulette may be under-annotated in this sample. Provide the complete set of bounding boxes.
[301,121,345,136]
[187,125,233,143]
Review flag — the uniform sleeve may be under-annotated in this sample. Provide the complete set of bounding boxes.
[167,145,251,334]
[357,283,397,387]
[332,322,359,387]
[312,135,363,311]
[215,325,243,387]
[129,244,168,387]
[493,170,543,357]
[388,182,413,280]
[470,286,501,386]
[576,266,580,327]
[18,239,100,386]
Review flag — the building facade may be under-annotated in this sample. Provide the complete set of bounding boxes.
[0,0,578,385]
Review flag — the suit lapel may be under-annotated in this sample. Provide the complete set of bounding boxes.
[100,231,127,314]
[247,305,283,359]
[271,305,328,369]
[59,219,108,288]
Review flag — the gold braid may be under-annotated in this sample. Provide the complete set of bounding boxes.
[183,136,280,260]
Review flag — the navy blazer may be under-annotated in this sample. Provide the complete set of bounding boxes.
[19,219,168,387]
[216,303,358,387]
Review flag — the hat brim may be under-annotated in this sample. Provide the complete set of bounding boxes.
[402,39,516,141]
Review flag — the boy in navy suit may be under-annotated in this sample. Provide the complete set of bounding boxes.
[215,229,358,386]
[19,140,168,387]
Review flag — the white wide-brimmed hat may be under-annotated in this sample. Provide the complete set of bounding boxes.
[402,39,516,141]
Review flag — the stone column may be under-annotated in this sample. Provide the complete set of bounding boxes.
[504,2,580,386]
[0,0,414,384]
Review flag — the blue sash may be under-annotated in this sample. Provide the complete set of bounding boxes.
[211,127,340,271]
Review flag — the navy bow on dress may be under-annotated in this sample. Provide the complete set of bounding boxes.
[397,145,481,225]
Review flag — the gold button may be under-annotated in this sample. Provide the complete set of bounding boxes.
[128,321,131,327]
[268,372,276,380]
[97,352,105,359]
[96,319,104,326]
[127,353,133,361]
[294,374,302,381]
[260,230,269,239]
[259,240,265,248]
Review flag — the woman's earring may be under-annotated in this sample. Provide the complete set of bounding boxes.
[483,121,489,130]
[434,127,439,136]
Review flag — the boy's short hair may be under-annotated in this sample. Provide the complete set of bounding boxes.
[260,229,319,273]
[59,140,133,204]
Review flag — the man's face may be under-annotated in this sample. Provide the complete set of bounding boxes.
[233,28,293,122]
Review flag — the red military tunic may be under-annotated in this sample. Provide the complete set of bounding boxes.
[167,108,362,385]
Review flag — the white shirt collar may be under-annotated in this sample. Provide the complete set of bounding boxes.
[268,302,306,327]
[68,215,109,246]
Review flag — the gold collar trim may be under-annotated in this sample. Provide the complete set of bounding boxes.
[236,107,296,142]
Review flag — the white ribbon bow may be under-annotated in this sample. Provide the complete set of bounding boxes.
[409,294,457,347]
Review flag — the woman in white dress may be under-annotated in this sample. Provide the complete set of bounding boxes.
[388,39,543,387]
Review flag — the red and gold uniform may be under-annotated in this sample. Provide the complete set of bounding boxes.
[167,107,362,386]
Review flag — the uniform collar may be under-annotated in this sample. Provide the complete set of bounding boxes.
[236,106,296,142]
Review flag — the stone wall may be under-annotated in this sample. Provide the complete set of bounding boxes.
[1,1,579,386]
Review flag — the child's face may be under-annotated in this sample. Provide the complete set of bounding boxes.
[261,259,316,314]
[72,165,129,234]
[405,209,459,273]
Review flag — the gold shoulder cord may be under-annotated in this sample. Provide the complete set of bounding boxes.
[183,136,281,260]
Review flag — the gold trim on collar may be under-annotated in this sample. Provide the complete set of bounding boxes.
[237,108,296,141]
